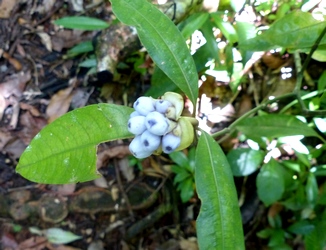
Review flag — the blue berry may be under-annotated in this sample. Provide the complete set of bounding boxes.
[145,111,169,135]
[128,116,146,135]
[129,136,153,158]
[133,97,155,116]
[140,130,161,151]
[155,100,172,114]
[162,133,181,154]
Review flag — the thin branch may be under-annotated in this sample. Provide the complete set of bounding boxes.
[294,25,326,113]
[211,92,296,139]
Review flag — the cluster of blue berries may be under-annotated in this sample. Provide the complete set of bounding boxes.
[128,96,181,158]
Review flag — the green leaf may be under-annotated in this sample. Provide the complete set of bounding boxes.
[170,165,184,174]
[241,11,326,51]
[195,131,245,250]
[227,148,264,176]
[54,16,110,30]
[179,12,209,38]
[268,229,286,247]
[235,21,256,64]
[145,66,179,98]
[169,151,189,168]
[287,220,315,235]
[257,228,274,238]
[235,114,321,139]
[179,177,194,203]
[312,49,326,62]
[45,228,81,244]
[174,171,191,184]
[79,58,97,68]
[193,19,219,71]
[16,104,133,184]
[306,173,318,205]
[318,71,326,91]
[304,212,326,250]
[257,159,285,206]
[67,41,94,57]
[282,184,306,211]
[282,160,301,172]
[211,14,238,44]
[110,0,198,106]
[187,147,196,172]
[269,243,292,250]
[29,227,81,244]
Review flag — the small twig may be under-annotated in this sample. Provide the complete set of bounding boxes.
[293,52,307,110]
[280,89,326,114]
[211,92,297,140]
[113,158,134,217]
[294,25,326,113]
[26,54,39,86]
[7,184,40,192]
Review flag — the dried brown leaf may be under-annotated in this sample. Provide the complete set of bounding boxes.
[37,32,52,52]
[0,0,18,18]
[20,103,41,117]
[0,71,31,98]
[96,145,130,169]
[46,85,74,123]
[16,111,47,145]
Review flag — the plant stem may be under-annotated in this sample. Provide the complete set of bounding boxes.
[280,89,326,114]
[211,92,296,139]
[211,25,326,140]
[294,25,326,115]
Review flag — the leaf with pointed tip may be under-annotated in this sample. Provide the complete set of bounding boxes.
[235,114,321,139]
[16,104,133,184]
[240,11,326,51]
[110,0,198,106]
[54,16,110,30]
[195,131,245,249]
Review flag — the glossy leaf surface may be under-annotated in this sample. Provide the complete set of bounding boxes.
[227,148,264,176]
[110,0,198,105]
[304,212,326,250]
[179,12,209,38]
[17,104,133,184]
[195,131,244,249]
[54,16,110,30]
[257,159,285,206]
[241,11,326,51]
[235,114,321,139]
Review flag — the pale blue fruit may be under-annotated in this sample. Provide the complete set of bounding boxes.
[145,111,169,135]
[128,116,146,135]
[140,130,161,151]
[162,133,181,154]
[133,97,155,116]
[129,136,153,158]
[155,100,172,114]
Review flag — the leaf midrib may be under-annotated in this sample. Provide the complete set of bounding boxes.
[129,2,196,103]
[203,134,225,248]
[18,134,134,169]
